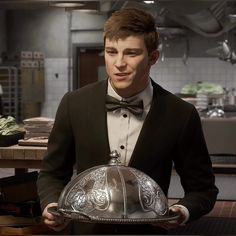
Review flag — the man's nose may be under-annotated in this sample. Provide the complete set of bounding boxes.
[115,55,126,67]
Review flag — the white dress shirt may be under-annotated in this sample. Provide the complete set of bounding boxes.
[107,79,153,165]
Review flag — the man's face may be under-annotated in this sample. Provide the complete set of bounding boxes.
[104,35,159,98]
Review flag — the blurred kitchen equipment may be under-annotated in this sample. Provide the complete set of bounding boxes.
[228,88,236,105]
[206,39,236,64]
[206,95,225,118]
[196,92,208,111]
[180,82,224,113]
[48,151,178,224]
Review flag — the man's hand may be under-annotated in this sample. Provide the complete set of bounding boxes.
[153,205,187,230]
[42,202,70,232]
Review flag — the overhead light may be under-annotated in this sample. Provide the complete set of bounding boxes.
[49,1,85,8]
[49,1,100,13]
[73,9,98,13]
[228,14,236,22]
[144,0,154,3]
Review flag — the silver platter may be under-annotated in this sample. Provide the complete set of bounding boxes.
[48,206,179,224]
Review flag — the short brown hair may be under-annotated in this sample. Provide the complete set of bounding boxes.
[103,8,159,54]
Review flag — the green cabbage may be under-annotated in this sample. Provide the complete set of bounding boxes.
[181,82,223,95]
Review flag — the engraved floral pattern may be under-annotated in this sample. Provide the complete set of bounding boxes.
[64,167,110,213]
[131,169,168,216]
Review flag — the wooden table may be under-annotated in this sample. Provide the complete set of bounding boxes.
[0,145,47,174]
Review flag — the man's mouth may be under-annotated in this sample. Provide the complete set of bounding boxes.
[115,73,130,77]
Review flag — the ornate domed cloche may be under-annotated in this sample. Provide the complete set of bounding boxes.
[49,151,178,223]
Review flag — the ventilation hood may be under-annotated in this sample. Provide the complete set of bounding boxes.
[1,0,236,38]
[1,0,236,62]
[121,0,236,37]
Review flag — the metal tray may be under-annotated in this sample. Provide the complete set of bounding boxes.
[48,206,179,224]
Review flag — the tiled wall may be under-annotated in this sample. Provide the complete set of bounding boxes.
[41,58,69,118]
[41,57,236,118]
[151,58,236,94]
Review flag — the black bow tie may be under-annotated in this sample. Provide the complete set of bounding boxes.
[106,95,144,116]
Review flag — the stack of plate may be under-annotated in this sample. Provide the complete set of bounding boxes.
[23,117,54,139]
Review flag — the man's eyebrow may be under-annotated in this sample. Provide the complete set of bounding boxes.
[105,47,143,53]
[124,48,143,53]
[105,47,116,50]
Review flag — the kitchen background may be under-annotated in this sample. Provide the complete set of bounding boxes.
[0,0,236,119]
[0,3,236,230]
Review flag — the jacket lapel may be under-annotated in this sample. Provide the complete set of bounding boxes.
[87,80,111,164]
[129,83,168,169]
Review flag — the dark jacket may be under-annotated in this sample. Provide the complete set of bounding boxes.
[37,79,218,234]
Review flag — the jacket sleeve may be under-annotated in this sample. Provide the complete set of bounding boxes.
[37,92,75,211]
[173,106,219,222]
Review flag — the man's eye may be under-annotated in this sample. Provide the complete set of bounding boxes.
[127,51,138,56]
[106,50,116,55]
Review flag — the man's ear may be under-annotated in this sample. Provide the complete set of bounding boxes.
[149,49,159,65]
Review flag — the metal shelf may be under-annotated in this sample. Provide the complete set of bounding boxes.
[0,66,21,121]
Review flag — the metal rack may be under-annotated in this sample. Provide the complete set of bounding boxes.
[0,66,20,121]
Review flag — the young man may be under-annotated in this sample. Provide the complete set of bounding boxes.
[37,8,218,234]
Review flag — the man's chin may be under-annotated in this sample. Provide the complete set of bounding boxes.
[112,80,131,89]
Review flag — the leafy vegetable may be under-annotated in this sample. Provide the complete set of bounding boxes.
[0,116,25,135]
[181,82,223,95]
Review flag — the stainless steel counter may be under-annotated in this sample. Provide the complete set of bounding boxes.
[201,117,236,156]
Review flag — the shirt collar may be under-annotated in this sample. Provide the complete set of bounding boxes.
[107,79,153,109]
